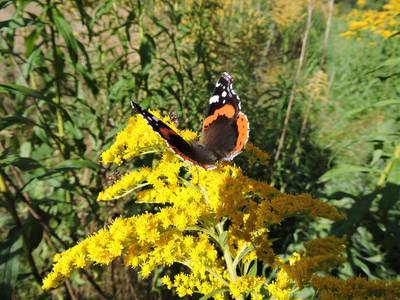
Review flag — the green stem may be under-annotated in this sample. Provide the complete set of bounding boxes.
[47,4,65,149]
[0,174,6,192]
[377,144,400,189]
[232,243,254,270]
[216,222,237,281]
[106,183,151,201]
[1,188,41,284]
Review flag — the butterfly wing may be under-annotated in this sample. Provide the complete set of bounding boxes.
[201,73,249,160]
[131,101,217,168]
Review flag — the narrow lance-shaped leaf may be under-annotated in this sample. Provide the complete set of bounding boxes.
[52,8,79,65]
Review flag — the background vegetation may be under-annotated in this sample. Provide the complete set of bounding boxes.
[0,0,399,299]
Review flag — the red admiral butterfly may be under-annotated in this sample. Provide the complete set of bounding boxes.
[131,72,249,169]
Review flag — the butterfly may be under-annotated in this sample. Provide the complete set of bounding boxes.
[131,72,249,170]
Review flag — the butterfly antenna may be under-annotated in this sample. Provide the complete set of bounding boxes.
[130,101,141,112]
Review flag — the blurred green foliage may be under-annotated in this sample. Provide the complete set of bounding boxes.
[0,0,399,298]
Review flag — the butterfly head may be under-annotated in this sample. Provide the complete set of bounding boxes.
[209,72,240,107]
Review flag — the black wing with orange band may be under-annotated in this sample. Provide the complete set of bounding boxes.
[131,101,211,167]
[201,73,249,159]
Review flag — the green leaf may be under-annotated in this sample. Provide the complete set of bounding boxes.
[376,57,400,69]
[352,255,376,279]
[23,215,43,252]
[91,0,113,28]
[319,164,377,183]
[379,183,400,212]
[248,261,258,276]
[0,83,50,101]
[19,142,31,158]
[0,1,13,10]
[25,26,43,57]
[33,126,48,142]
[52,9,79,64]
[233,245,254,267]
[331,192,376,236]
[124,10,136,42]
[387,158,400,184]
[55,159,99,170]
[218,231,228,246]
[346,99,400,118]
[74,0,93,37]
[0,116,35,130]
[139,34,156,70]
[0,227,22,299]
[0,155,42,171]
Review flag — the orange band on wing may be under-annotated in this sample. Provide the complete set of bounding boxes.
[202,104,236,132]
[159,127,172,137]
[232,112,249,154]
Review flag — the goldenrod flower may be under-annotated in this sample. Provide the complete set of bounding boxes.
[246,142,270,166]
[357,0,366,7]
[283,237,345,288]
[229,276,266,299]
[312,275,400,299]
[342,0,400,39]
[43,109,369,300]
[270,0,307,31]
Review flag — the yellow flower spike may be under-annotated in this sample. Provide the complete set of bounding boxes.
[44,108,365,299]
[162,275,173,289]
[342,0,400,39]
[266,270,292,300]
[229,275,266,299]
[100,112,197,166]
[42,217,135,290]
[97,167,151,201]
[312,275,400,299]
[245,143,270,166]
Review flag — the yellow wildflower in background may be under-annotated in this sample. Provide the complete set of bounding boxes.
[43,109,350,299]
[246,142,270,166]
[312,275,400,299]
[266,253,301,300]
[341,0,400,39]
[270,0,307,31]
[357,0,366,8]
[283,237,345,288]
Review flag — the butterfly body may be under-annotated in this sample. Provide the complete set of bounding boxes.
[131,72,249,169]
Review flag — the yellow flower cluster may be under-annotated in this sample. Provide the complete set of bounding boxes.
[341,0,400,39]
[266,253,301,300]
[357,0,366,8]
[43,109,345,299]
[270,0,307,31]
[283,237,345,288]
[42,217,134,290]
[311,275,400,299]
[305,69,328,104]
[100,112,196,165]
[245,142,270,166]
[229,275,266,299]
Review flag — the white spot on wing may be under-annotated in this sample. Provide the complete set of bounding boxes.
[209,95,219,104]
[221,91,227,97]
